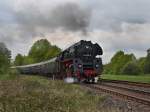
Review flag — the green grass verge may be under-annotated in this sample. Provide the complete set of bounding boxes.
[0,75,106,112]
[0,74,17,80]
[101,74,150,83]
[0,69,19,80]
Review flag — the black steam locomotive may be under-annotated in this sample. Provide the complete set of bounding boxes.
[15,40,103,83]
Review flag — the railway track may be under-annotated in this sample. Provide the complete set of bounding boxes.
[82,80,150,106]
[100,83,150,97]
[101,79,150,88]
[100,79,150,96]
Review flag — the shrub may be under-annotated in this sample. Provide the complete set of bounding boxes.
[14,54,24,66]
[121,62,141,75]
[144,50,150,74]
[0,42,11,74]
[137,57,146,73]
[104,51,136,75]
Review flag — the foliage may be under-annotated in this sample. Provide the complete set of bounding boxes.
[144,50,150,74]
[0,69,19,80]
[137,57,146,73]
[28,39,51,63]
[103,63,111,74]
[101,74,150,83]
[14,39,61,65]
[28,39,61,64]
[45,45,61,60]
[22,56,34,65]
[121,62,141,75]
[0,42,11,73]
[104,51,136,74]
[14,54,24,66]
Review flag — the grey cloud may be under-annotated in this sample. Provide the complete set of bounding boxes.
[87,0,150,31]
[0,2,91,47]
[1,0,150,63]
[50,3,91,32]
[14,2,91,37]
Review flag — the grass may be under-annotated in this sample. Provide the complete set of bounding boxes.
[0,74,17,80]
[0,69,19,80]
[0,75,109,112]
[101,74,150,83]
[0,73,133,112]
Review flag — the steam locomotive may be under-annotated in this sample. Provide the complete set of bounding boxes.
[15,40,103,83]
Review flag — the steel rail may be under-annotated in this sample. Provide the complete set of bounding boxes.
[100,83,150,97]
[83,84,150,106]
[100,79,150,88]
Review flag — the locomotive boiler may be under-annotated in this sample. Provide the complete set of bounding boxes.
[15,40,103,83]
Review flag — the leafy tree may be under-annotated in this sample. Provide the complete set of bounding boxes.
[27,39,61,64]
[144,49,150,74]
[14,54,24,66]
[121,62,141,75]
[103,63,111,74]
[45,45,61,60]
[137,57,146,73]
[0,42,11,73]
[14,39,61,65]
[28,39,50,63]
[23,56,34,65]
[104,51,136,74]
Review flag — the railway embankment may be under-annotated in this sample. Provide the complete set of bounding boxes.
[0,75,118,112]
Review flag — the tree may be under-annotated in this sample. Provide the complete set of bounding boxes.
[104,51,136,74]
[45,45,61,60]
[0,42,11,73]
[23,56,34,65]
[14,54,24,66]
[121,62,141,75]
[144,49,150,74]
[137,57,146,73]
[26,39,61,64]
[28,39,50,63]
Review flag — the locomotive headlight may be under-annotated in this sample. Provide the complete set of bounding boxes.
[78,64,82,68]
[95,64,99,68]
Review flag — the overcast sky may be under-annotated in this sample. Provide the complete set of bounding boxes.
[0,0,150,63]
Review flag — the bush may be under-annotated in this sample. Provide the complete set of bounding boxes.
[121,62,141,75]
[0,69,19,80]
[0,42,11,74]
[9,69,20,80]
[104,51,136,75]
[28,39,61,63]
[144,51,150,74]
[14,54,24,66]
[137,57,146,73]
